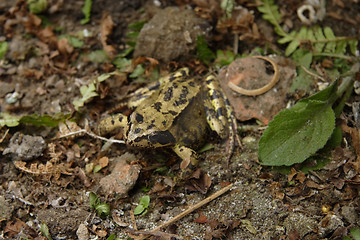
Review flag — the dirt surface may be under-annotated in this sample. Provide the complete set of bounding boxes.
[0,0,359,239]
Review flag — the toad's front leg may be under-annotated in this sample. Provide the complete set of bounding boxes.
[98,113,128,135]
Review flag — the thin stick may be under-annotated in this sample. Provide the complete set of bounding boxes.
[56,129,125,144]
[135,183,233,240]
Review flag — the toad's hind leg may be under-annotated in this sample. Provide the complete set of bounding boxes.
[98,113,127,135]
[204,75,241,162]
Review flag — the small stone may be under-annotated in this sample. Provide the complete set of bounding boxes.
[0,81,15,97]
[0,195,13,219]
[76,223,89,240]
[99,153,141,197]
[3,132,47,161]
[318,213,344,237]
[341,204,358,225]
[134,7,212,62]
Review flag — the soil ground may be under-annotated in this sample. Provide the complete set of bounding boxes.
[0,0,359,239]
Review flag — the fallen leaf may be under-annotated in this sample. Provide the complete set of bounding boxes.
[100,12,116,58]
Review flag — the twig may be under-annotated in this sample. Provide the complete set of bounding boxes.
[56,129,125,144]
[0,128,9,143]
[300,65,326,82]
[134,183,233,240]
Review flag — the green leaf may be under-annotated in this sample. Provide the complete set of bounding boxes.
[59,35,84,48]
[259,100,335,166]
[0,112,21,127]
[221,0,234,18]
[323,27,336,53]
[73,82,98,111]
[113,57,132,71]
[81,0,92,24]
[89,192,100,209]
[349,39,358,55]
[139,195,150,208]
[95,203,110,218]
[93,165,103,173]
[134,204,145,215]
[129,64,145,78]
[350,227,360,240]
[313,25,326,53]
[27,0,47,14]
[0,41,8,59]
[285,39,300,56]
[128,21,146,31]
[134,195,150,215]
[196,35,215,65]
[87,50,108,63]
[40,222,53,240]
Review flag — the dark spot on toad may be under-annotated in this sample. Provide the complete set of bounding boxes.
[148,130,176,145]
[111,119,115,125]
[210,90,221,100]
[147,124,155,130]
[153,102,162,111]
[163,87,173,101]
[134,128,141,134]
[135,113,144,123]
[162,120,167,126]
[168,110,177,116]
[173,99,187,106]
[217,107,225,117]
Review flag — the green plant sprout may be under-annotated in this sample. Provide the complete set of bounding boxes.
[259,63,359,166]
[89,192,110,218]
[134,195,150,215]
[257,0,358,56]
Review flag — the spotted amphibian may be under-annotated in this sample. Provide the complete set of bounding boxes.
[98,68,240,171]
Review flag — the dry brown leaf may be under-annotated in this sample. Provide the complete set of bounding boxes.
[100,12,116,59]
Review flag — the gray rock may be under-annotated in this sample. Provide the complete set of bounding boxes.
[134,7,212,62]
[3,132,47,161]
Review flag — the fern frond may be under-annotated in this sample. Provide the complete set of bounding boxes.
[258,0,358,56]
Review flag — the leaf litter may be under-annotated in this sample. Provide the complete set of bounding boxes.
[0,0,359,239]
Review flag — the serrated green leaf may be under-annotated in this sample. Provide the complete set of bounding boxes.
[40,222,53,240]
[285,39,300,56]
[278,35,294,44]
[349,39,358,55]
[73,82,98,110]
[259,100,335,166]
[335,40,347,54]
[313,25,326,53]
[0,41,8,59]
[81,0,92,24]
[297,26,308,39]
[113,57,132,71]
[129,64,145,78]
[323,27,336,53]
